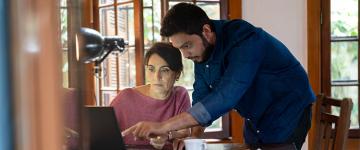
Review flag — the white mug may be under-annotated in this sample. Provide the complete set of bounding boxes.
[184,139,207,150]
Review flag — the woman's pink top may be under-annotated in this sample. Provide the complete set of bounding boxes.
[110,86,191,146]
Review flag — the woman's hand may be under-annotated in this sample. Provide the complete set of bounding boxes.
[149,135,167,149]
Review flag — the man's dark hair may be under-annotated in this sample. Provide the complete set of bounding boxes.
[160,3,211,37]
[144,42,183,73]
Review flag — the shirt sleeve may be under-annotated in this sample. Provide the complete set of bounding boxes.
[110,90,124,106]
[188,31,267,126]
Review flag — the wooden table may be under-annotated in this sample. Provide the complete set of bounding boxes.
[126,143,296,150]
[207,143,250,150]
[207,143,297,150]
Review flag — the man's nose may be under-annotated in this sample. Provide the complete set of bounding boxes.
[180,49,190,58]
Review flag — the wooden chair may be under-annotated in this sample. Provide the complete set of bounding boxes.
[314,94,353,150]
[63,88,80,150]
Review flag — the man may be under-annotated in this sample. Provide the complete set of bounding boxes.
[122,3,315,149]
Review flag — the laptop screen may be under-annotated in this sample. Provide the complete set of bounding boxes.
[84,106,126,150]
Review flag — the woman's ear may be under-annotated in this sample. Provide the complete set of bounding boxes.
[175,72,181,81]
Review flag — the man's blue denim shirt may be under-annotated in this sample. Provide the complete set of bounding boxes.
[187,20,316,144]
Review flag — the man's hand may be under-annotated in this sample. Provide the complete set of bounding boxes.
[121,121,168,139]
[122,112,199,141]
[172,138,185,150]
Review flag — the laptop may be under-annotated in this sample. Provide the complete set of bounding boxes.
[85,106,126,150]
[85,106,158,150]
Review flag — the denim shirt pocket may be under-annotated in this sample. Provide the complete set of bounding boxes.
[207,62,224,89]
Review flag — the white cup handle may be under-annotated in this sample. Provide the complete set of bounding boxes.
[202,142,207,150]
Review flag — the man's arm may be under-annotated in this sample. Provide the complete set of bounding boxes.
[121,112,199,139]
[187,32,267,126]
[190,126,205,137]
[168,125,204,140]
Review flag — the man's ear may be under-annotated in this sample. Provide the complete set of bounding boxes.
[202,24,213,41]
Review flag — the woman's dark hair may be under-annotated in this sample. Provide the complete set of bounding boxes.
[144,42,183,73]
[160,3,211,37]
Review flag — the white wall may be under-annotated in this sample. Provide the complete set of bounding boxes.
[242,0,308,70]
[242,1,309,149]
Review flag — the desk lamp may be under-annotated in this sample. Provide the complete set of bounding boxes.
[76,27,127,106]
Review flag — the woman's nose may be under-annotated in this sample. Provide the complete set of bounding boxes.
[154,70,162,81]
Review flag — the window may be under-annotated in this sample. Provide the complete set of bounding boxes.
[167,0,229,139]
[143,0,162,48]
[97,0,136,105]
[322,0,359,137]
[95,0,230,139]
[60,0,69,88]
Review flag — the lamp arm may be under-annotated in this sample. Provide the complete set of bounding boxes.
[93,49,114,74]
[96,48,115,65]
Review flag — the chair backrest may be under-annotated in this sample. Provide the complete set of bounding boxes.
[63,88,80,150]
[314,94,353,150]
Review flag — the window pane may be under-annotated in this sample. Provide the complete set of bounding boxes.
[143,0,152,7]
[153,0,161,42]
[144,8,154,47]
[196,2,220,19]
[118,47,136,89]
[117,0,132,3]
[60,0,67,7]
[99,0,114,6]
[101,90,118,106]
[169,1,192,8]
[99,48,135,90]
[117,3,135,45]
[175,58,195,89]
[331,86,359,129]
[331,41,358,81]
[206,118,222,132]
[60,6,68,88]
[60,9,68,49]
[102,54,118,88]
[143,12,161,46]
[99,7,116,36]
[331,0,358,37]
[169,0,192,2]
[169,1,220,20]
[62,50,68,88]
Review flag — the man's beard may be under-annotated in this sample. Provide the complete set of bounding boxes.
[198,35,214,63]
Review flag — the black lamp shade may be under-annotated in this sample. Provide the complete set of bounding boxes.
[76,28,105,63]
[77,27,126,64]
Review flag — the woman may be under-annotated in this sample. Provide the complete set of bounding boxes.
[110,42,192,149]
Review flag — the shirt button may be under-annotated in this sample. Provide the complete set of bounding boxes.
[209,85,213,88]
[205,64,209,68]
